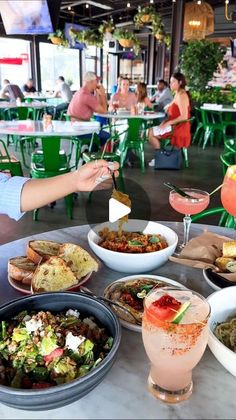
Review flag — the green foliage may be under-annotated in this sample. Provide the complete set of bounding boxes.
[98,20,114,35]
[181,40,226,90]
[191,88,236,106]
[48,30,69,48]
[113,29,141,55]
[71,29,103,48]
[134,5,157,26]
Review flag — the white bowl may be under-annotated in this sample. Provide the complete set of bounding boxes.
[207,286,236,376]
[87,220,178,273]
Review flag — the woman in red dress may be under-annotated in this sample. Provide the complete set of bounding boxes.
[149,72,191,150]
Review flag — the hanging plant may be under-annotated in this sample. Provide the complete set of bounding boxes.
[70,28,103,48]
[134,5,157,26]
[99,20,114,35]
[151,17,170,47]
[113,29,140,55]
[48,30,69,48]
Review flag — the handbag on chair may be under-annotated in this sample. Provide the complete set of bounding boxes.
[154,146,182,170]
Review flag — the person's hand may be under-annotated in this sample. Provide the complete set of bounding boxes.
[73,160,119,192]
[96,85,106,96]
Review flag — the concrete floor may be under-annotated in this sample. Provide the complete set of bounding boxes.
[0,141,224,245]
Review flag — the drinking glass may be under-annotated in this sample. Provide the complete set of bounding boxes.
[142,287,210,404]
[221,165,236,227]
[112,100,119,114]
[169,188,210,249]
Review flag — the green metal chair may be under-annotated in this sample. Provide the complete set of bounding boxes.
[30,136,73,220]
[118,118,146,173]
[0,138,23,176]
[192,108,204,145]
[220,150,236,175]
[200,109,230,149]
[191,207,235,228]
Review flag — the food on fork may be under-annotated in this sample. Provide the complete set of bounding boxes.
[8,257,37,285]
[31,256,78,292]
[27,240,61,264]
[58,243,99,279]
[111,189,131,236]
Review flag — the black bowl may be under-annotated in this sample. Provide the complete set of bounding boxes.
[0,292,121,411]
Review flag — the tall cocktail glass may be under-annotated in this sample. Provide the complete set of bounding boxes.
[169,188,210,249]
[142,287,210,404]
[221,165,236,226]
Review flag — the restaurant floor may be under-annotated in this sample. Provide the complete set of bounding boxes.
[0,142,224,245]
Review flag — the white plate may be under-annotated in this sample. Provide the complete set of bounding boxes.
[203,269,221,291]
[103,274,184,332]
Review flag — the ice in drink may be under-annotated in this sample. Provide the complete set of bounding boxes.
[142,288,210,403]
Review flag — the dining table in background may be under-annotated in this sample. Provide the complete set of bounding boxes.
[0,221,235,419]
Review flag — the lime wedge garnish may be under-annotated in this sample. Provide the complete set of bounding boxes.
[172,301,190,324]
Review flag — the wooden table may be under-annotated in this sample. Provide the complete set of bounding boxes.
[0,222,235,419]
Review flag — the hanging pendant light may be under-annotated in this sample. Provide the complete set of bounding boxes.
[184,1,214,41]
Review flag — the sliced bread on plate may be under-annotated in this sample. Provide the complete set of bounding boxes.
[8,256,37,285]
[31,256,78,293]
[27,240,61,264]
[58,243,99,279]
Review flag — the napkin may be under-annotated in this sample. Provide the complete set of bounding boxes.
[153,125,172,136]
[169,231,236,282]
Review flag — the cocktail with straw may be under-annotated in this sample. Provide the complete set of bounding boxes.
[221,165,236,228]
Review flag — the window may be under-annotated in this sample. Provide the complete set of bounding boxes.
[0,37,31,89]
[39,42,80,91]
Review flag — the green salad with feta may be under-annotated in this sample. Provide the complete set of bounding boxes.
[0,309,113,389]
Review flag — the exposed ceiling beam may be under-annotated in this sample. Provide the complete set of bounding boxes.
[61,1,113,11]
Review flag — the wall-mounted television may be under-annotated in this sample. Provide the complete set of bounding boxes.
[0,0,57,35]
[64,22,87,50]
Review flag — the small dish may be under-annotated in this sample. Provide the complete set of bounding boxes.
[103,274,184,332]
[8,272,93,295]
[203,268,234,291]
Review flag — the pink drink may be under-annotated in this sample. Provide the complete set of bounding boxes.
[169,190,210,215]
[221,166,236,216]
[142,288,210,403]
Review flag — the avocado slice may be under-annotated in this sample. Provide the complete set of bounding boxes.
[172,301,191,324]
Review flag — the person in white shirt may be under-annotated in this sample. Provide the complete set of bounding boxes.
[151,80,173,111]
[50,76,73,118]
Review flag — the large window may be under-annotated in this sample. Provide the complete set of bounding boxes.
[39,43,80,91]
[0,38,31,89]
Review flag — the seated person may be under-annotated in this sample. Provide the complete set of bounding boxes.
[68,71,109,148]
[150,79,173,111]
[148,72,191,166]
[136,82,153,111]
[49,76,73,119]
[22,78,36,95]
[110,77,137,110]
[0,79,24,102]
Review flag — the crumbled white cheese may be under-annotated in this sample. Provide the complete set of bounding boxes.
[66,309,80,318]
[25,319,42,333]
[83,317,97,329]
[65,332,85,351]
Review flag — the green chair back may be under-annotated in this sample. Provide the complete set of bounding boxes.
[41,136,61,172]
[0,138,23,176]
[220,150,236,175]
[191,207,235,228]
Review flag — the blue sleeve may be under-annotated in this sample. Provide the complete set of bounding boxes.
[0,174,30,220]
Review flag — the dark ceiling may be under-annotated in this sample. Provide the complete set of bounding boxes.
[59,0,225,28]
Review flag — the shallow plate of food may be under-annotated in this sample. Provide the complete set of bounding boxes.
[203,240,236,291]
[8,240,99,294]
[103,274,184,332]
[88,220,178,273]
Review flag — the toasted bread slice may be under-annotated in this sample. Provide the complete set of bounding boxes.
[223,241,236,258]
[31,256,78,293]
[215,257,235,272]
[8,256,37,285]
[27,240,61,264]
[58,243,99,280]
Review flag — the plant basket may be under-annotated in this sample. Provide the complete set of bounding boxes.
[50,36,63,45]
[140,14,152,23]
[155,33,164,41]
[119,39,134,48]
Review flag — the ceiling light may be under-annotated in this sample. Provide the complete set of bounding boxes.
[197,0,202,4]
[68,6,71,10]
[85,3,89,7]
[150,0,154,3]
[127,2,130,7]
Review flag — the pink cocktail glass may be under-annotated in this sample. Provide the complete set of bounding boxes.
[221,166,236,225]
[169,188,210,249]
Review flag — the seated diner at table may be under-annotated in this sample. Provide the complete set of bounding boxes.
[0,160,119,220]
[110,77,137,110]
[136,82,153,111]
[150,79,173,112]
[0,79,24,102]
[22,78,36,95]
[148,72,191,151]
[48,76,72,119]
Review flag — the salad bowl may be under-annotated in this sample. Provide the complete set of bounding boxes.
[0,292,121,410]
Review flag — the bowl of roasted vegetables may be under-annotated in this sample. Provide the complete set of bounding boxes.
[88,220,178,273]
[0,292,121,410]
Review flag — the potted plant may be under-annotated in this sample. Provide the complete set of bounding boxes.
[48,30,69,47]
[180,40,226,91]
[70,29,103,48]
[99,20,114,35]
[113,29,140,54]
[134,5,156,25]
